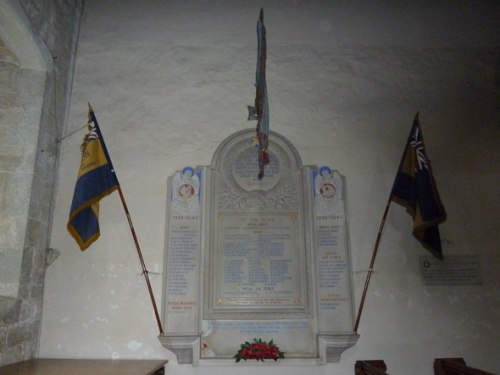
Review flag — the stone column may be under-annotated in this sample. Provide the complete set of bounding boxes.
[0,0,83,366]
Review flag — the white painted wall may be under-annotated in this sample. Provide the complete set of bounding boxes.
[40,1,500,374]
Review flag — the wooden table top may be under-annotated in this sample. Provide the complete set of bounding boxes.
[0,359,168,375]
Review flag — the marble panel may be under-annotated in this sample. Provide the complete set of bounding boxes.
[161,129,357,365]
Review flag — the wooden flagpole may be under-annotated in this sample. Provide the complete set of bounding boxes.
[353,198,392,333]
[117,186,165,335]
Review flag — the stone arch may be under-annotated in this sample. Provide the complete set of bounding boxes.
[0,0,82,366]
[0,1,48,71]
[0,1,49,298]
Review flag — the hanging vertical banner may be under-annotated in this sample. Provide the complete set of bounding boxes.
[248,9,270,179]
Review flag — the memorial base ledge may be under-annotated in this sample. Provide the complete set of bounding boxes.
[159,333,359,366]
[318,333,359,364]
[158,335,200,365]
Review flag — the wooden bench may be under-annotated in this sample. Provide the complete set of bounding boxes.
[0,359,167,375]
[355,360,389,375]
[434,358,496,375]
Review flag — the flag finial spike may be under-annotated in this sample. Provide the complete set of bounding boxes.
[87,103,94,123]
[260,8,264,21]
[412,112,420,127]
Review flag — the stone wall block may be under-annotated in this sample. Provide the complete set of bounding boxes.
[30,190,53,226]
[4,119,39,171]
[30,246,47,284]
[0,172,6,207]
[18,245,46,288]
[24,218,45,249]
[0,326,7,355]
[38,99,58,148]
[0,65,19,88]
[17,249,33,300]
[27,318,41,342]
[7,322,29,347]
[34,145,57,182]
[22,344,33,362]
[34,144,56,173]
[19,298,32,322]
[16,70,46,108]
[0,91,18,109]
[0,136,36,175]
[38,141,58,165]
[23,335,38,359]
[0,298,22,325]
[0,216,25,251]
[22,0,72,53]
[0,154,22,175]
[19,1,43,33]
[0,246,22,295]
[33,16,51,48]
[25,183,43,222]
[30,162,55,212]
[55,0,79,34]
[29,297,43,322]
[3,174,33,217]
[2,343,24,364]
[55,62,71,96]
[39,0,57,24]
[0,43,21,67]
[40,163,56,201]
[0,222,22,252]
[0,109,21,147]
[20,294,42,323]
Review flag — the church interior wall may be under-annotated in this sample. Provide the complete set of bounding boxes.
[1,1,498,374]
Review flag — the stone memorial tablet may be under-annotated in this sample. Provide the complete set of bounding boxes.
[160,129,358,365]
[162,167,202,336]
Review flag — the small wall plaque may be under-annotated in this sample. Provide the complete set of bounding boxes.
[419,255,482,286]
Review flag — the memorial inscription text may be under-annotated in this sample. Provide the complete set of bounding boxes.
[215,212,302,308]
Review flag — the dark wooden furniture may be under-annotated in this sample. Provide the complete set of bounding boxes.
[355,360,390,375]
[434,358,496,375]
[0,359,167,375]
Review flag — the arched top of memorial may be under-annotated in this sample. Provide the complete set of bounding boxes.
[211,129,303,193]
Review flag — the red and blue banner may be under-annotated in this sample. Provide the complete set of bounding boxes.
[391,113,446,259]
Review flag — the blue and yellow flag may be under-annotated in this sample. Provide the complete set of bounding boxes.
[391,113,446,260]
[67,105,119,250]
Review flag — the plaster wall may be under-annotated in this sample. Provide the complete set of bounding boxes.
[41,1,500,374]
